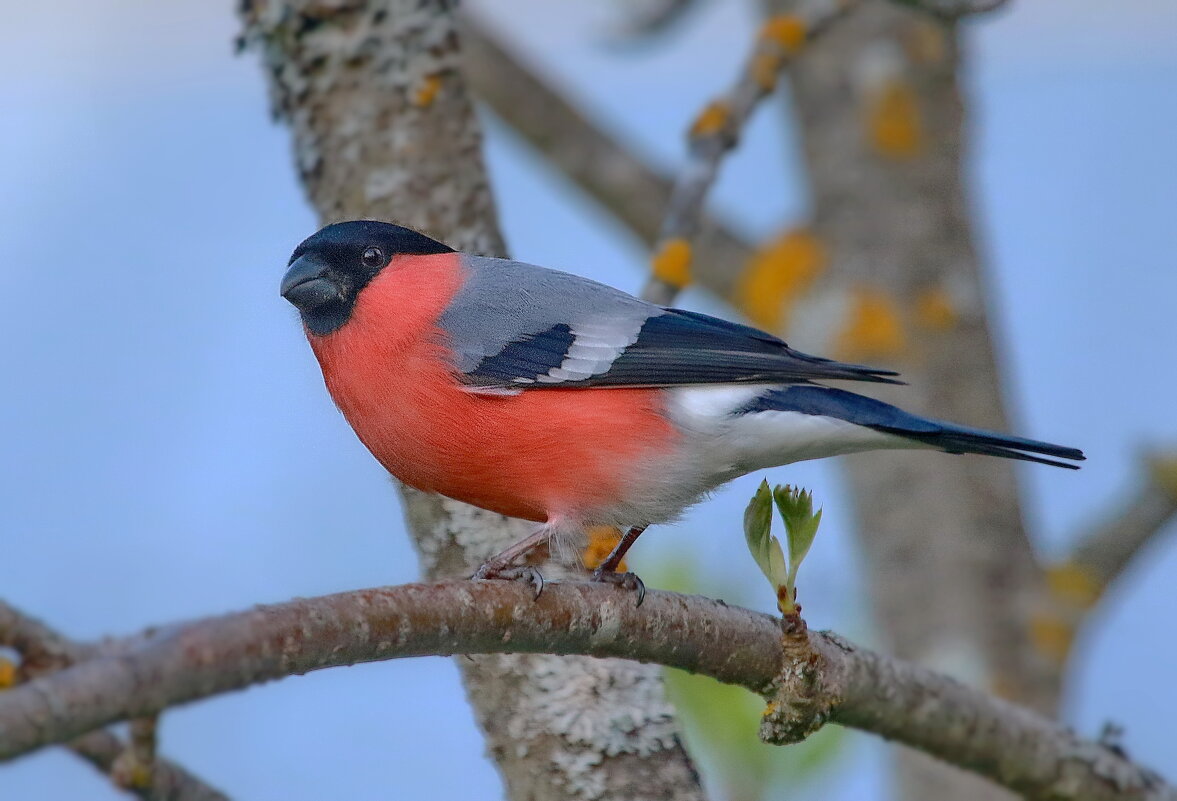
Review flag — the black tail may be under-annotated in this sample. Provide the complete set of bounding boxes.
[895,424,1085,469]
[737,385,1085,469]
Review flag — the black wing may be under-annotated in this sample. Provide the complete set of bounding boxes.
[462,307,901,389]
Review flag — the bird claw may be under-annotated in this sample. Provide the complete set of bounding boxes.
[473,563,545,600]
[591,568,646,607]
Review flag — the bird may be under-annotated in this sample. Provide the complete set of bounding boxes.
[281,219,1084,602]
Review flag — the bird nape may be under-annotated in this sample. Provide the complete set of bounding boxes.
[282,220,1084,603]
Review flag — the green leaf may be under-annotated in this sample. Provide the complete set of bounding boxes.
[773,484,822,580]
[653,549,848,797]
[744,480,788,590]
[743,480,773,580]
[652,548,848,798]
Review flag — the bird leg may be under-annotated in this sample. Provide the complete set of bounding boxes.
[590,526,648,607]
[472,525,551,599]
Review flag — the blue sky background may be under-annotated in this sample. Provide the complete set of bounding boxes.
[1,1,1175,798]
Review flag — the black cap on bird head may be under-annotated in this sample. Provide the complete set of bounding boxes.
[280,220,453,335]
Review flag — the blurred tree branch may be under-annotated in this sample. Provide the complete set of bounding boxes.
[1034,453,1177,672]
[0,583,1170,801]
[460,16,756,298]
[236,2,703,799]
[602,0,702,41]
[602,0,1008,40]
[643,0,855,305]
[0,600,230,801]
[1066,452,1177,596]
[70,729,227,801]
[894,0,1008,18]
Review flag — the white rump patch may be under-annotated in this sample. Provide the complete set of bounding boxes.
[664,385,924,480]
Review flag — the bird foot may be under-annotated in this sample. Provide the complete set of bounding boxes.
[591,568,646,607]
[473,562,545,600]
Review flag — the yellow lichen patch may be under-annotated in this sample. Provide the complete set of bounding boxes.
[112,755,154,791]
[834,286,907,360]
[752,51,784,92]
[0,657,17,689]
[581,526,626,572]
[1029,613,1076,665]
[689,101,731,140]
[412,74,443,108]
[760,15,807,53]
[651,238,693,289]
[736,229,826,331]
[762,700,779,717]
[1148,453,1177,500]
[1045,562,1103,610]
[127,764,154,790]
[914,286,958,331]
[865,79,923,160]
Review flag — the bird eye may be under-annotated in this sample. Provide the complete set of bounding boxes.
[361,247,386,269]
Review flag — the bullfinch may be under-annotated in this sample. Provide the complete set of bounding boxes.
[281,220,1083,600]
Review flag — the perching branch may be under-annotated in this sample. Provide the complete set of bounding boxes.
[0,583,1169,801]
[0,600,230,801]
[644,0,857,305]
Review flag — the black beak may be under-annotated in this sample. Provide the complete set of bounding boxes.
[281,254,343,312]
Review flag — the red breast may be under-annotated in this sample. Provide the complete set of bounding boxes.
[307,253,681,523]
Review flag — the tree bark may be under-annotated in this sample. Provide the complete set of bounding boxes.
[238,2,702,799]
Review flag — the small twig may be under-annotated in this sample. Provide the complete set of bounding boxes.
[71,728,230,801]
[0,582,1169,801]
[0,601,230,801]
[111,715,161,793]
[459,13,830,324]
[0,598,92,671]
[1029,453,1177,668]
[643,0,857,305]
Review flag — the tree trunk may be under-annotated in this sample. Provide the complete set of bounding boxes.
[782,3,1055,798]
[239,2,703,798]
